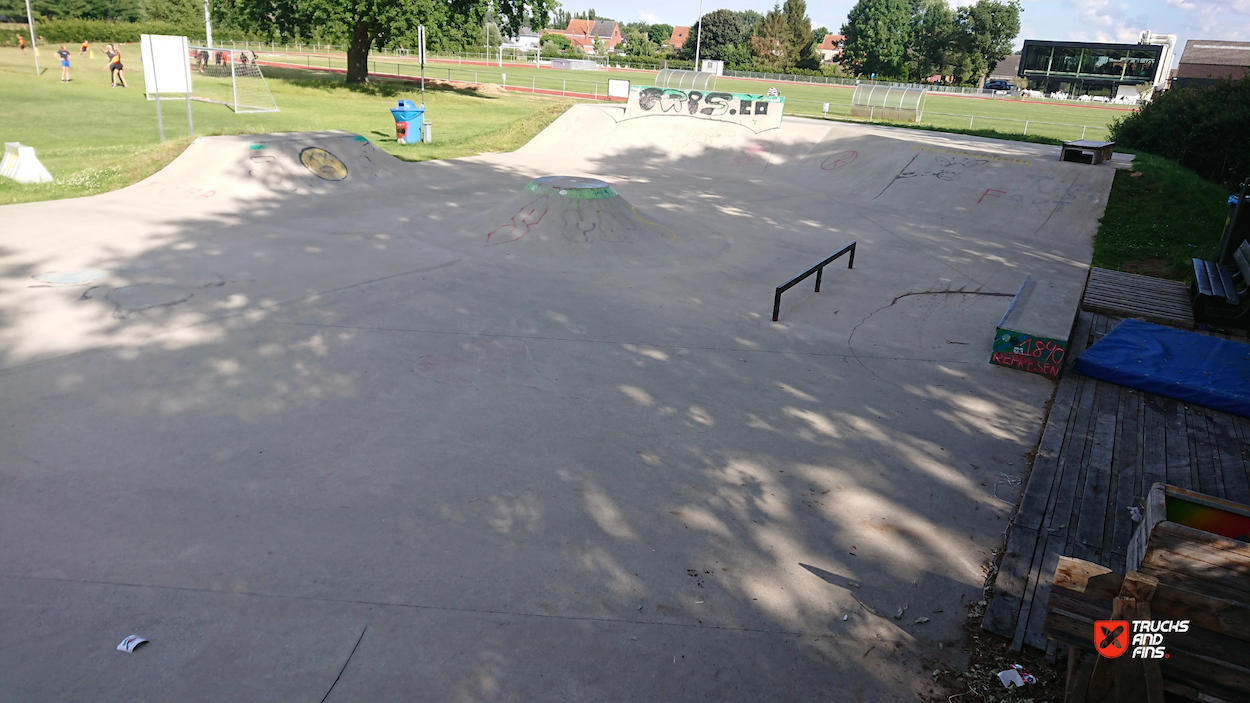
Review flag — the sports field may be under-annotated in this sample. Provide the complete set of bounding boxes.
[0,47,573,204]
[248,46,1131,141]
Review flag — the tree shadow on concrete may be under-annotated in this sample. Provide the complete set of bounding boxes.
[0,124,1097,700]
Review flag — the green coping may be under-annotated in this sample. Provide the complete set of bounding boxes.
[524,182,619,199]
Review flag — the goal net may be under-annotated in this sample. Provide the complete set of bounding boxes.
[186,46,279,113]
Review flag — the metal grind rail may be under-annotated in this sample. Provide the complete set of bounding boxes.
[772,243,856,322]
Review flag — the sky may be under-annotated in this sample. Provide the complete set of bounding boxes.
[581,0,1250,65]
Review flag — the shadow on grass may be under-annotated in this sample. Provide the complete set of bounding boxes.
[264,66,504,100]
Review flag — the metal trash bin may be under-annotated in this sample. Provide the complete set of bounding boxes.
[390,99,425,145]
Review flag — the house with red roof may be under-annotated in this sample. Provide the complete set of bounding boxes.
[668,26,690,50]
[818,34,845,62]
[542,19,623,54]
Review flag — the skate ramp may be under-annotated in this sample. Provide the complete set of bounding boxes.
[0,109,1125,702]
[116,130,403,210]
[454,175,727,268]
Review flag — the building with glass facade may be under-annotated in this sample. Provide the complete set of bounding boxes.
[1017,40,1167,96]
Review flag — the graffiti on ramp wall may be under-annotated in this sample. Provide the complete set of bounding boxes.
[623,86,784,132]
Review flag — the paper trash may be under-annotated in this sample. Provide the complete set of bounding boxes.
[117,635,147,652]
[997,668,1025,688]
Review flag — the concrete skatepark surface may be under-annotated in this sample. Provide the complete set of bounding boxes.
[0,107,1115,700]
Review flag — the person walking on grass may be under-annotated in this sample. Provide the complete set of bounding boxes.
[57,44,70,82]
[106,44,127,87]
[81,40,89,56]
[18,36,25,52]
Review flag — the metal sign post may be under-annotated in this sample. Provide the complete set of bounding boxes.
[23,0,39,74]
[203,0,213,47]
[418,25,426,107]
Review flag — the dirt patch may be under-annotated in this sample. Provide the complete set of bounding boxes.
[924,599,1067,703]
[423,78,509,95]
[1120,258,1173,278]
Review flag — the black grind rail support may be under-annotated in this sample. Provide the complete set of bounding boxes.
[772,242,856,322]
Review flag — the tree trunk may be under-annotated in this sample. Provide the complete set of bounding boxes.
[347,21,372,84]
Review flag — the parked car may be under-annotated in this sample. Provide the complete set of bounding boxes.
[984,80,1012,91]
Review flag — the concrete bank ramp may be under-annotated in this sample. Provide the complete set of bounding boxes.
[116,130,403,208]
[460,175,727,267]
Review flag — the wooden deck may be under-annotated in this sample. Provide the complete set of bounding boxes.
[1081,267,1195,329]
[982,310,1250,652]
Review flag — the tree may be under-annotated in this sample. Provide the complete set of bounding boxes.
[811,25,828,47]
[906,0,954,81]
[235,0,554,84]
[750,6,790,70]
[548,6,570,28]
[734,9,763,35]
[678,8,741,62]
[647,22,672,46]
[623,27,655,57]
[840,0,910,78]
[783,0,819,69]
[953,0,1020,85]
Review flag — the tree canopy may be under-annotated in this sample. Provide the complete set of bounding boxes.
[678,8,741,62]
[840,0,1020,83]
[647,22,673,46]
[231,0,555,83]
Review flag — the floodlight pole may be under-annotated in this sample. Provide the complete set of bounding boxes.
[24,0,38,74]
[203,0,213,48]
[693,0,703,71]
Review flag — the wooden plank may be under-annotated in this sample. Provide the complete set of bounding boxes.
[1210,411,1250,505]
[1142,394,1170,494]
[1068,310,1096,358]
[1082,288,1193,309]
[1016,534,1066,650]
[1015,376,1080,531]
[1191,408,1226,499]
[1164,398,1195,490]
[1142,522,1250,597]
[1048,556,1250,642]
[1076,391,1119,551]
[982,524,1041,638]
[1234,416,1250,501]
[1111,388,1143,568]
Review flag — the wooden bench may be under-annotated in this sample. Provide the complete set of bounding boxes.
[1060,140,1115,165]
[1191,240,1250,322]
[1043,484,1250,702]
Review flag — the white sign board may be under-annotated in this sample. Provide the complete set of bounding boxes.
[140,34,192,99]
[607,79,630,99]
[700,59,724,76]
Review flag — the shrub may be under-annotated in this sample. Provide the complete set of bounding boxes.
[1109,76,1250,185]
[32,18,261,44]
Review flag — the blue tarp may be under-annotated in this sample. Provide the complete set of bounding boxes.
[1074,319,1250,417]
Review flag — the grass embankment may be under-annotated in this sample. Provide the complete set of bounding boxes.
[0,48,573,205]
[2,45,1221,286]
[1091,152,1232,280]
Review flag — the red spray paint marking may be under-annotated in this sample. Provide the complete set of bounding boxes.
[978,188,1006,204]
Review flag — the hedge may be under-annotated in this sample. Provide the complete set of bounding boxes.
[22,19,260,45]
[1110,76,1250,186]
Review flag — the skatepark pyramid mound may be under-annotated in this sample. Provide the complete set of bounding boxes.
[469,176,723,267]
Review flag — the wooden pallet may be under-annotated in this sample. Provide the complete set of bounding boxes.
[1081,267,1195,329]
[982,311,1250,652]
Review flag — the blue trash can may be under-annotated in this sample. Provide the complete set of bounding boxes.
[390,99,425,145]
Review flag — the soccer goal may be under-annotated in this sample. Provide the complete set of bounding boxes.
[186,45,280,113]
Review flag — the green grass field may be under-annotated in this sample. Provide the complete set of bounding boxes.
[0,47,573,205]
[242,46,1128,141]
[4,44,1228,285]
